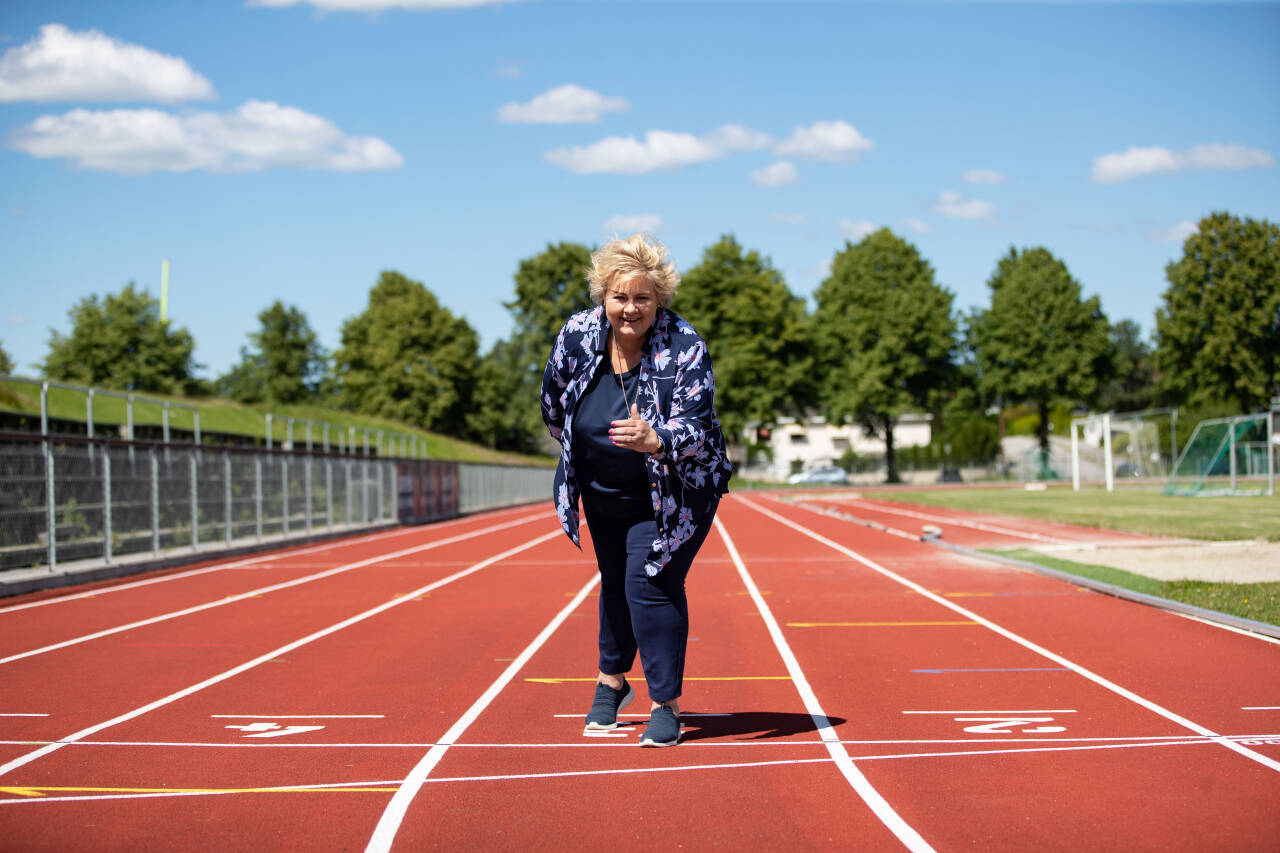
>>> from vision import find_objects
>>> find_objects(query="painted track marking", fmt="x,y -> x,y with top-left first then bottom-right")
792,495 -> 1068,543
364,571 -> 602,853
0,513 -> 546,666
0,509 -> 541,614
0,529 -> 562,780
3,732 -> 1265,807
715,515 -> 936,853
738,494 -> 1280,775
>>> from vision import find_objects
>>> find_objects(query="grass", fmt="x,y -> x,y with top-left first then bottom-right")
0,378 -> 554,467
996,548 -> 1280,627
865,482 -> 1279,542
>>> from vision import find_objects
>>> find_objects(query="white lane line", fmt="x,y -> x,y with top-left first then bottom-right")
715,515 -> 935,853
6,733 -> 1279,751
1244,707 -> 1280,711
9,736 -> 1250,808
0,514 -> 546,666
0,508 -> 540,614
902,710 -> 1077,715
739,495 -> 1280,775
0,529 -> 562,781
364,570 -> 601,853
1167,610 -> 1280,646
210,715 -> 385,719
791,495 -> 1067,544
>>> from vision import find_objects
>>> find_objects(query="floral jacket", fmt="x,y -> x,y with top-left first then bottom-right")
541,306 -> 732,576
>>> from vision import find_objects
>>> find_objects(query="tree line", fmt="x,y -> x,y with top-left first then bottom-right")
10,210 -> 1277,481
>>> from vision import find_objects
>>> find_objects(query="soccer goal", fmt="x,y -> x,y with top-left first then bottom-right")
1163,411 -> 1277,497
1070,407 -> 1178,492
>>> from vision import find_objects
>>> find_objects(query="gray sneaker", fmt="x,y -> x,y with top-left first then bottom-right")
584,679 -> 634,732
639,705 -> 680,747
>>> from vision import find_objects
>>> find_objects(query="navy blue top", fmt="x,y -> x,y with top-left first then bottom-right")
571,362 -> 650,515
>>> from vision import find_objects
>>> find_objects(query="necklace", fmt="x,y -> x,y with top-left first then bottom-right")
610,330 -> 640,416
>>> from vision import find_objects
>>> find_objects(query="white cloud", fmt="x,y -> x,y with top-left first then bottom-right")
1151,220 -> 1198,244
7,314 -> 28,326
495,62 -> 522,79
963,168 -> 1007,184
497,84 -> 628,124
751,160 -> 797,187
250,0 -> 521,9
543,124 -> 768,174
902,218 -> 931,234
838,219 -> 878,241
1092,143 -> 1274,183
0,23 -> 215,103
603,214 -> 664,235
933,191 -> 993,220
771,212 -> 806,224
775,120 -> 873,163
8,101 -> 403,174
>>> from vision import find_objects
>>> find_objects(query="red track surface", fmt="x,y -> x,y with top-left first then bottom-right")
3,496 -> 1279,851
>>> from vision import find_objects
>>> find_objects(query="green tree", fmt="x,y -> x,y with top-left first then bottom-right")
217,301 -> 329,405
0,341 -> 13,375
42,283 -> 199,393
676,235 -> 814,444
814,229 -> 958,483
333,271 -> 478,435
971,247 -> 1111,456
1155,211 -> 1280,412
1100,319 -> 1156,412
469,242 -> 594,452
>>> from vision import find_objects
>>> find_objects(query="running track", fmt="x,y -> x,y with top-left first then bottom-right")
2,495 -> 1278,851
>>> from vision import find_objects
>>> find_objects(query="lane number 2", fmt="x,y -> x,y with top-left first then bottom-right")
954,716 -> 1066,734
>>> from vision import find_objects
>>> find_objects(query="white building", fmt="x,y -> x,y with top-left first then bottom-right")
744,413 -> 932,482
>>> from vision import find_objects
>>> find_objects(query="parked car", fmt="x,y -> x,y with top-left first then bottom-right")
787,466 -> 848,485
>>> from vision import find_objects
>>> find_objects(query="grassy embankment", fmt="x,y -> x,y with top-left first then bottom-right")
0,378 -> 554,467
874,483 -> 1279,627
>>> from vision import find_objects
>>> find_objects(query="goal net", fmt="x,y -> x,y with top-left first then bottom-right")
1163,412 -> 1276,496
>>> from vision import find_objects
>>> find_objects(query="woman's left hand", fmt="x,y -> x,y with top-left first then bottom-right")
610,403 -> 661,454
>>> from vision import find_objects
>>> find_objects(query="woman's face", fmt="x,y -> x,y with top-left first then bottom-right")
604,275 -> 659,349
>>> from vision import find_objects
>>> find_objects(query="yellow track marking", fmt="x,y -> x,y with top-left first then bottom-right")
943,592 -> 996,598
786,621 -> 980,627
524,676 -> 792,684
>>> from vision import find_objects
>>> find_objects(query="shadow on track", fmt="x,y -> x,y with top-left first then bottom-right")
681,711 -> 846,742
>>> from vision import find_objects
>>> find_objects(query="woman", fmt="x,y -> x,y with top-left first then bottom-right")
541,233 -> 732,747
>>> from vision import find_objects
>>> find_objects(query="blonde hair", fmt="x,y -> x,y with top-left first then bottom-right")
587,233 -> 679,308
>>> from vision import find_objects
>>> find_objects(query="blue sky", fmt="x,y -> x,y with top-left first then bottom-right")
2,1 -> 1277,379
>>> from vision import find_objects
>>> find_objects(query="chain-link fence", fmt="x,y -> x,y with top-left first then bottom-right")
0,431 -> 554,575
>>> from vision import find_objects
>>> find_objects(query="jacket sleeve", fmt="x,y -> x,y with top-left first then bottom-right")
541,323 -> 572,441
651,336 -> 718,464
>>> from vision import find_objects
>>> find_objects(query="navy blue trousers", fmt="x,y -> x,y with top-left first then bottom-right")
582,497 -> 718,703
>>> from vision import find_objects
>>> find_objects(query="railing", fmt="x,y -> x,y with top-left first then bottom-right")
0,430 -> 553,576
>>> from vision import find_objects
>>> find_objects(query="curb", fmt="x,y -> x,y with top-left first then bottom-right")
930,539 -> 1280,641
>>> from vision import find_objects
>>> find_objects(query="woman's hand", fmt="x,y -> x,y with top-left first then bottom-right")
610,403 -> 661,454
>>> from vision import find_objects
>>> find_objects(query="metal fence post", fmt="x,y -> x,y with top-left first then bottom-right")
255,455 -> 263,541
362,460 -> 369,524
103,445 -> 112,564
376,461 -> 384,520
225,452 -> 232,547
150,446 -> 160,555
282,456 -> 290,537
44,436 -> 56,574
326,457 -> 334,529
305,454 -> 313,533
190,449 -> 198,549
346,459 -> 353,527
